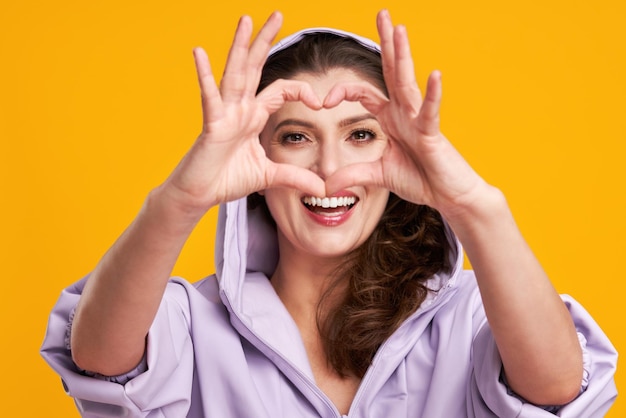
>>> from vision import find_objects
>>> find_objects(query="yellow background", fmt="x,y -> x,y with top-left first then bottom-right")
1,0 -> 624,416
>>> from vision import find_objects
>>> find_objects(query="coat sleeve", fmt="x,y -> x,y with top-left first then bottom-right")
467,295 -> 618,417
40,276 -> 196,417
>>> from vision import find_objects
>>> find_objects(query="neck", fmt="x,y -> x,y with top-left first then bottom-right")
271,237 -> 349,329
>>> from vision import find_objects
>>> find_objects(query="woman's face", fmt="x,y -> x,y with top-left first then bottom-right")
260,68 -> 390,258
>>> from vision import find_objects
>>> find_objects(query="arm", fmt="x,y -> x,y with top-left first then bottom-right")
445,186 -> 583,406
70,12 -> 326,376
70,185 -> 202,376
324,9 -> 582,406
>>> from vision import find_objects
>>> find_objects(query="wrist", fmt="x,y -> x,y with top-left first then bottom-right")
439,184 -> 511,237
142,184 -> 211,235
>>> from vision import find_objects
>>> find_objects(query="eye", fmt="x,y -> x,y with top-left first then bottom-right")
280,132 -> 309,144
349,129 -> 377,142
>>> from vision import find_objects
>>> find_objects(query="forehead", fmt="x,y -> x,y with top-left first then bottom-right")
291,67 -> 364,91
269,68 -> 372,124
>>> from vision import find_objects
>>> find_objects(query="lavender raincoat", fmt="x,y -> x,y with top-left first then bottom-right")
41,197 -> 617,417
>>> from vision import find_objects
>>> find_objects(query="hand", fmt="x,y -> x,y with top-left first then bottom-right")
323,10 -> 489,219
162,12 -> 326,217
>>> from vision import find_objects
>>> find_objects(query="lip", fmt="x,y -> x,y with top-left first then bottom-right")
301,191 -> 358,227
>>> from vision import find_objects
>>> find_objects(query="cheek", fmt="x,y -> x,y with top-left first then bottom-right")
266,145 -> 317,168
342,136 -> 388,166
368,189 -> 390,219
263,188 -> 294,223
348,148 -> 382,166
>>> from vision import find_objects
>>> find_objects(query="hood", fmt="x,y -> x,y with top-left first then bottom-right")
214,196 -> 465,319
214,25 -> 464,302
268,26 -> 381,55
213,27 -> 466,372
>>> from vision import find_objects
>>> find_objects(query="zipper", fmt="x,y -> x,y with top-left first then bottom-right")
222,293 -> 342,418
348,278 -> 458,414
219,259 -> 461,417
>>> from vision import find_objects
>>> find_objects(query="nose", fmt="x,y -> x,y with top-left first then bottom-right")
311,140 -> 342,180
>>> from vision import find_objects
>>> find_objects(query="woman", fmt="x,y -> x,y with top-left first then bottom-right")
41,10 -> 617,417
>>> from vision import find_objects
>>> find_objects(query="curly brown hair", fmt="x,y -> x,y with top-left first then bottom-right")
317,194 -> 451,377
256,32 -> 452,378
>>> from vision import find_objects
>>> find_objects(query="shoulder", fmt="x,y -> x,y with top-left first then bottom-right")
163,275 -> 229,326
434,269 -> 483,314
421,269 -> 488,340
164,275 -> 222,303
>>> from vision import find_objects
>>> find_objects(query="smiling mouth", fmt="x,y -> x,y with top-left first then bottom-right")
301,196 -> 358,216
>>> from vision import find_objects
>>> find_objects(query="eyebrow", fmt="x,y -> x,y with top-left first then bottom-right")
274,118 -> 315,131
339,113 -> 378,128
273,113 -> 378,132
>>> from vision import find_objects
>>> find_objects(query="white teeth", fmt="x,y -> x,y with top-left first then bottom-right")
302,196 -> 356,208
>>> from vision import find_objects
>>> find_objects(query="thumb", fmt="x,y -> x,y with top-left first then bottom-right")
266,162 -> 327,197
324,161 -> 385,196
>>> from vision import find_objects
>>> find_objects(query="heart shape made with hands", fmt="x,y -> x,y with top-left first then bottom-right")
261,70 -> 472,214
264,82 -> 392,200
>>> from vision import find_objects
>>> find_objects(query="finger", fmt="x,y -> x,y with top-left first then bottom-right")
416,70 -> 442,136
324,161 -> 386,196
245,11 -> 283,97
392,24 -> 423,105
377,10 -> 396,99
266,162 -> 326,197
323,81 -> 388,114
256,79 -> 322,113
193,47 -> 224,125
220,15 -> 253,101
